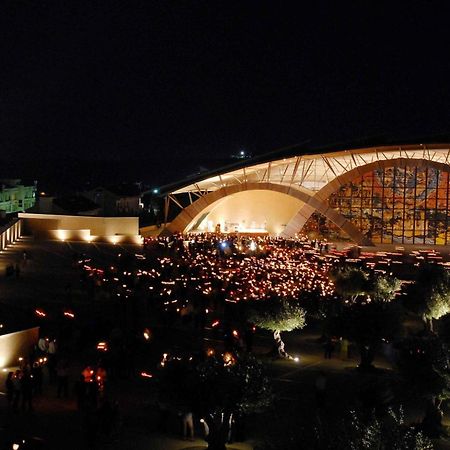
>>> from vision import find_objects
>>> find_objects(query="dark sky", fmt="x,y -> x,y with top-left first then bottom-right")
1,2 -> 449,183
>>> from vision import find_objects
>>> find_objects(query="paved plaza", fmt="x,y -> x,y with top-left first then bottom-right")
0,238 -> 254,449
0,237 -> 450,449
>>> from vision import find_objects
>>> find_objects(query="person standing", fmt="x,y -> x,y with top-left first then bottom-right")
21,368 -> 33,411
339,337 -> 349,360
5,372 -> 14,408
56,358 -> 69,398
47,340 -> 57,384
38,337 -> 48,353
323,337 -> 334,359
12,370 -> 22,411
32,362 -> 43,395
74,375 -> 87,411
95,365 -> 107,397
82,365 -> 94,383
182,410 -> 194,441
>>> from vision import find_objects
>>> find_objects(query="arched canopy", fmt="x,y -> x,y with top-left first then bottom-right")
166,182 -> 371,245
169,144 -> 450,195
163,143 -> 450,245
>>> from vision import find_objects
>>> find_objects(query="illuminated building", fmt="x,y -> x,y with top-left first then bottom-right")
161,141 -> 450,245
0,180 -> 36,215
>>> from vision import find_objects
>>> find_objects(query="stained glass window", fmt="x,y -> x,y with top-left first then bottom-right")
328,166 -> 450,245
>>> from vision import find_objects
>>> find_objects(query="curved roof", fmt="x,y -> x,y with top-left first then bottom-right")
163,136 -> 450,196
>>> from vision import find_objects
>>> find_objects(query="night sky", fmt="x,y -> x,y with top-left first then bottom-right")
1,2 -> 449,187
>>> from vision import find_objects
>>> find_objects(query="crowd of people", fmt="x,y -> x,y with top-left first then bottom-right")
4,336 -> 66,413
63,234 -> 339,442
78,234 -> 336,327
4,251 -> 29,278
5,365 -> 37,412
4,347 -> 118,448
1,233 -> 352,446
3,231 -> 449,447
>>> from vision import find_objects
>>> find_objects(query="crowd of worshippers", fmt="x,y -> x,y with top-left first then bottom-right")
77,234 -> 335,319
4,335 -> 109,410
4,251 -> 30,278
4,338 -> 55,412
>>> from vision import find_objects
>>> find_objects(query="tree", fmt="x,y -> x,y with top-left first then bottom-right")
330,266 -> 402,304
437,313 -> 450,344
330,266 -> 370,302
256,407 -> 433,450
248,298 -> 306,359
397,335 -> 450,403
405,264 -> 450,332
328,270 -> 403,369
342,407 -> 434,450
329,299 -> 403,369
158,354 -> 272,450
371,274 -> 403,303
397,334 -> 450,437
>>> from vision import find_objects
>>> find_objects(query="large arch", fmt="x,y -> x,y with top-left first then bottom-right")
165,182 -> 372,245
281,158 -> 450,238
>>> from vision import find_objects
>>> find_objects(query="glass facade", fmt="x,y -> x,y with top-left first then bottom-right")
302,212 -> 351,242
328,165 -> 450,245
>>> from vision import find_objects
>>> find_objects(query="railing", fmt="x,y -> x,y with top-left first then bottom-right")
0,218 -> 22,251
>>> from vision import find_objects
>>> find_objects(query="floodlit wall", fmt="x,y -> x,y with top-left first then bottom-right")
19,213 -> 141,244
191,190 -> 304,235
0,327 -> 39,368
0,218 -> 21,251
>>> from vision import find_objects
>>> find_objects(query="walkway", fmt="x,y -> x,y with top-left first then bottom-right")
0,238 -> 449,449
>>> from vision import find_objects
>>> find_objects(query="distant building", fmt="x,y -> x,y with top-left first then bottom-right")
36,192 -> 100,216
52,195 -> 101,216
83,183 -> 143,216
36,192 -> 55,214
0,179 -> 36,214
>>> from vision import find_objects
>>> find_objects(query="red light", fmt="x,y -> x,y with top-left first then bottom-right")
212,320 -> 220,327
141,371 -> 153,378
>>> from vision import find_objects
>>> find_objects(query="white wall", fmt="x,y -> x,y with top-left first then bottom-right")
191,190 -> 305,235
19,213 -> 141,244
0,327 -> 39,368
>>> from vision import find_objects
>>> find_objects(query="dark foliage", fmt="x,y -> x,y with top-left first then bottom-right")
397,335 -> 450,400
404,264 -> 450,328
329,299 -> 403,369
158,354 -> 272,450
